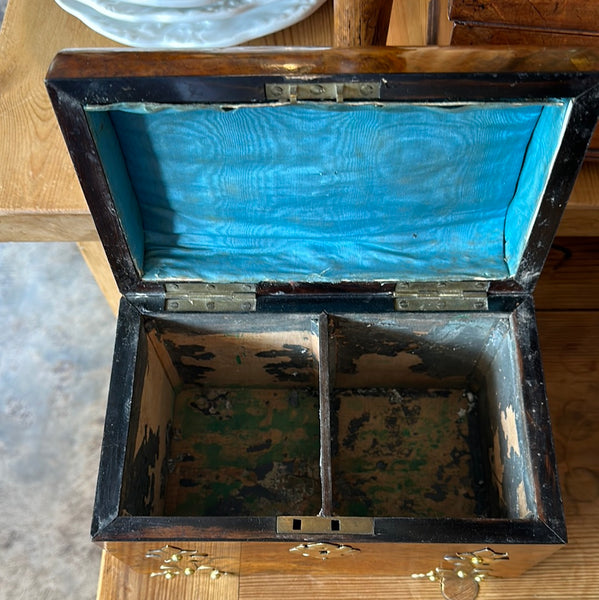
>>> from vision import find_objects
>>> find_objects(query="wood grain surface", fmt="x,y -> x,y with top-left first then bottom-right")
451,23 -> 599,47
0,0 -> 119,241
535,238 -> 599,311
448,0 -> 599,33
333,0 -> 393,46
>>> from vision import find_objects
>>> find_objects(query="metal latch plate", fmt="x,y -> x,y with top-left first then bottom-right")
394,281 -> 489,311
165,283 -> 256,312
265,81 -> 381,103
277,516 -> 374,535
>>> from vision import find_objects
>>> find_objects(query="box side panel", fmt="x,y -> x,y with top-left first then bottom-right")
92,298 -> 144,538
119,326 -> 176,517
239,541 -> 560,578
101,540 -> 241,577
477,320 -> 538,520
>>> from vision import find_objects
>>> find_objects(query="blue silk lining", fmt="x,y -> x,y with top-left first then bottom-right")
86,100 -> 570,283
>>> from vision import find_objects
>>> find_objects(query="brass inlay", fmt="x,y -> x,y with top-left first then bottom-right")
145,545 -> 229,580
411,548 -> 509,600
289,542 -> 360,560
278,515 -> 374,535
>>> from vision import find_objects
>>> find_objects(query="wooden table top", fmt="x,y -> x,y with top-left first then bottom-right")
1,0 -> 599,242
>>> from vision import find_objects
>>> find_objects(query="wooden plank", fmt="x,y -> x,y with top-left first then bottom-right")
0,0 -> 120,241
451,22 -> 599,47
448,0 -> 599,34
534,237 -> 599,311
561,164 -> 599,236
333,0 -> 394,46
77,241 -> 120,316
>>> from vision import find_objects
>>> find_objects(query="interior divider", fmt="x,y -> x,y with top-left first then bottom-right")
317,312 -> 334,517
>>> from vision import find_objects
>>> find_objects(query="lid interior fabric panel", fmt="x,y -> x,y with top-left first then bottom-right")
86,100 -> 571,283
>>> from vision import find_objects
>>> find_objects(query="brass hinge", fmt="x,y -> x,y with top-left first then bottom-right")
165,283 -> 256,312
394,281 -> 489,311
265,81 -> 381,103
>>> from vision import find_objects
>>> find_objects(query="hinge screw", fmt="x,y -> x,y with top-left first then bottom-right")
270,85 -> 284,97
360,83 -> 375,95
310,84 -> 326,95
206,301 -> 216,311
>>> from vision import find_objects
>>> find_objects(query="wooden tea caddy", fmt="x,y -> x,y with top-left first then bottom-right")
47,46 -> 599,596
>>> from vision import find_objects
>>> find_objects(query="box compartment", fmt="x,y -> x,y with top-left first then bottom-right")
107,303 -> 550,543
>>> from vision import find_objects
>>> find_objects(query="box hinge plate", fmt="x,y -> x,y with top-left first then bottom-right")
394,281 -> 489,311
165,283 -> 256,312
265,81 -> 381,103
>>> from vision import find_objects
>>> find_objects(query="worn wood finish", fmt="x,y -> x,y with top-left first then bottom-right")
46,45 -> 599,79
164,386 -> 322,518
97,307 -> 599,598
120,337 -> 175,518
452,23 -> 599,47
239,542 -> 556,577
93,305 -> 565,548
449,0 -> 599,33
333,0 -> 393,46
102,541 -> 242,576
97,542 -> 241,599
445,1 -> 599,159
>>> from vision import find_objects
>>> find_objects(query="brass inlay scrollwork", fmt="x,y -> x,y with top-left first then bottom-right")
145,544 -> 229,580
289,542 -> 360,560
411,548 -> 509,600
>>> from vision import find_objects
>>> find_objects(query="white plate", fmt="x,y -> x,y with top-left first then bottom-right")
55,0 -> 327,47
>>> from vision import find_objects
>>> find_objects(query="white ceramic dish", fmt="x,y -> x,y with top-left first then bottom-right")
55,0 -> 327,48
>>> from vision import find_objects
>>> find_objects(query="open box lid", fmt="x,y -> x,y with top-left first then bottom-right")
46,47 -> 599,302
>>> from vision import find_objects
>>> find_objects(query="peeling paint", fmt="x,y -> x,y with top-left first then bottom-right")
517,481 -> 531,517
490,428 -> 505,506
501,405 -> 521,458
